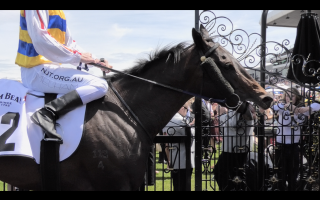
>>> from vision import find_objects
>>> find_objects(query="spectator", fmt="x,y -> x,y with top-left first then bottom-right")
258,106 -> 275,145
157,131 -> 168,164
164,100 -> 195,191
271,88 -> 320,191
210,104 -> 227,147
190,99 -> 211,159
213,101 -> 256,191
209,104 -> 227,170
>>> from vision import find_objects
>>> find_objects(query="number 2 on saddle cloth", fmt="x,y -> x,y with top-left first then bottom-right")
0,112 -> 20,152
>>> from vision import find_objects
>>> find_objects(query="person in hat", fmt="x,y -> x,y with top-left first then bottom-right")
16,10 -> 113,140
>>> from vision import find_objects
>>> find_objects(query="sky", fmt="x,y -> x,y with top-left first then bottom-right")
0,10 -> 297,80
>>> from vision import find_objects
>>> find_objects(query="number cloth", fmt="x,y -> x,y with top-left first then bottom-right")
0,79 -> 30,157
0,79 -> 84,163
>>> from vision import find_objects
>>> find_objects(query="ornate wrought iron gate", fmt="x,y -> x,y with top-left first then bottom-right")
146,10 -> 320,191
192,10 -> 320,191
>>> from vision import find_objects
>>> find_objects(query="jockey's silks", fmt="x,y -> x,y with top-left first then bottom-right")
15,10 -> 67,68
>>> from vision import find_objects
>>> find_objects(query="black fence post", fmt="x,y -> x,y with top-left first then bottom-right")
194,10 -> 202,192
194,97 -> 202,191
185,127 -> 192,191
259,10 -> 268,191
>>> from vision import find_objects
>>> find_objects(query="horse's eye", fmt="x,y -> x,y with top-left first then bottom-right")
221,55 -> 227,60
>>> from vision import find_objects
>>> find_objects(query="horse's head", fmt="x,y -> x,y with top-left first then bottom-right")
191,25 -> 273,109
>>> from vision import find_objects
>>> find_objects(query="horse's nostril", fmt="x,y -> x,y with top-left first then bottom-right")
262,96 -> 273,108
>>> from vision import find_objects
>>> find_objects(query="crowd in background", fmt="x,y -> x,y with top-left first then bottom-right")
153,87 -> 320,191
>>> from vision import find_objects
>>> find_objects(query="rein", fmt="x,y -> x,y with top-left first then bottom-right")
89,62 -> 226,104
107,80 -> 153,144
88,41 -> 239,144
89,42 -> 230,104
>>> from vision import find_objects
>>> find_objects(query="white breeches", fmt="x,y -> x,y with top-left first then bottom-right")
21,64 -> 108,104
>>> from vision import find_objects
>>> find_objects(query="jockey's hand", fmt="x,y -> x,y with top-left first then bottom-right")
95,58 -> 113,73
80,52 -> 97,64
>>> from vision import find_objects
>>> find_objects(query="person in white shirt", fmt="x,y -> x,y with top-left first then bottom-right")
163,100 -> 195,191
271,88 -> 320,191
16,10 -> 113,140
213,101 -> 256,191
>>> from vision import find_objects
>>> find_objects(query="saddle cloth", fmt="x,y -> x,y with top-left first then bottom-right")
0,79 -> 85,164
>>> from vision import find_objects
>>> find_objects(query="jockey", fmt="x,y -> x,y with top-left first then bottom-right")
15,10 -> 112,141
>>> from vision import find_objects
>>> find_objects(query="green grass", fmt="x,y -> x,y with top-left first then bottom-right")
0,181 -> 16,191
0,181 -> 4,191
0,159 -> 219,191
146,144 -> 222,191
0,181 -> 9,191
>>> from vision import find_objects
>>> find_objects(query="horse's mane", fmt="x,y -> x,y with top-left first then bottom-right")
106,42 -> 191,81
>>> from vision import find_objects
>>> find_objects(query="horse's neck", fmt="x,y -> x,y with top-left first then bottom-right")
112,57 -> 197,137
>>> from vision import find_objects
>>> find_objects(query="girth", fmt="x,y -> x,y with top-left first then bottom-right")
41,93 -> 61,191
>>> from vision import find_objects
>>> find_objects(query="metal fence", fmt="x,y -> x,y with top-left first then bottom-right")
144,87 -> 319,191
142,10 -> 320,191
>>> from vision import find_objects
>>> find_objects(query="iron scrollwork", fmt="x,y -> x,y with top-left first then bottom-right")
198,10 -> 320,191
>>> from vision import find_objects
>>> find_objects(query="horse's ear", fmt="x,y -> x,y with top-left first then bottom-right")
199,24 -> 210,39
192,28 -> 207,51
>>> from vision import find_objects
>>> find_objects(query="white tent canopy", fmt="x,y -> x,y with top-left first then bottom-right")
259,10 -> 320,28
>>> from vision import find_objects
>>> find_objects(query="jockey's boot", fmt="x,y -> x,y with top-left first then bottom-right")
31,90 -> 83,141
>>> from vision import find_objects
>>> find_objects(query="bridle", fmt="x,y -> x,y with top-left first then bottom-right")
198,42 -> 220,62
88,39 -> 239,144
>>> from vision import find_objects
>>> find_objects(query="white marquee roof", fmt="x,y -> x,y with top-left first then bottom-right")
259,10 -> 320,28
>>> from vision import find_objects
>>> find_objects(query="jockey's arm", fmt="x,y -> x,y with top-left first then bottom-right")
25,10 -> 82,64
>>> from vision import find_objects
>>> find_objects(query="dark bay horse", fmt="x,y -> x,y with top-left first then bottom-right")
0,25 -> 273,190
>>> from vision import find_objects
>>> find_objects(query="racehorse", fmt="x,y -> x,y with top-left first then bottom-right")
0,25 -> 273,190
